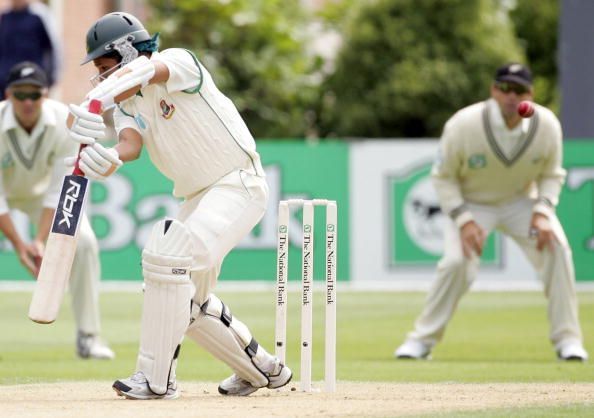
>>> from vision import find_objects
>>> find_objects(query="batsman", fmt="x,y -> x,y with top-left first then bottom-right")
67,12 -> 292,399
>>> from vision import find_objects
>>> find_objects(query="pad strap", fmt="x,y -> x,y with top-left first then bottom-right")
186,294 -> 271,387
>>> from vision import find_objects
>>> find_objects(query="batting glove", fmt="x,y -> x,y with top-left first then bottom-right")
64,143 -> 123,181
68,103 -> 106,145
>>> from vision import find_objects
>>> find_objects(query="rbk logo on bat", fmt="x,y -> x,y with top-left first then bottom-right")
51,175 -> 88,236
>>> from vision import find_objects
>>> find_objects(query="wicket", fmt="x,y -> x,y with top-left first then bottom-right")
275,199 -> 337,392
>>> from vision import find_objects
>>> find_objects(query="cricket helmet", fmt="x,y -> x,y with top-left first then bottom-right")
82,12 -> 151,64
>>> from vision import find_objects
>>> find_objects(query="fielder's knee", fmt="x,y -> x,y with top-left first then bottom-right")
437,255 -> 477,286
437,255 -> 466,274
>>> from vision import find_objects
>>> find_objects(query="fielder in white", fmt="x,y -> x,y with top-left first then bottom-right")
68,12 -> 292,399
0,61 -> 113,359
395,63 -> 588,361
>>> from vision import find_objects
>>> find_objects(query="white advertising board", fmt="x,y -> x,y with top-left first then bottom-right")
350,140 -> 538,290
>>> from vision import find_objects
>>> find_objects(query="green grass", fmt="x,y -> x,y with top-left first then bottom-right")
0,290 -> 593,385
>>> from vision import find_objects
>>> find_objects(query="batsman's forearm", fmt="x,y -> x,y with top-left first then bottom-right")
115,128 -> 144,162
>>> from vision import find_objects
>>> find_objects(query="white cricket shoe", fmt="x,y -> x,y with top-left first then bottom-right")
395,339 -> 432,359
76,332 -> 115,360
217,374 -> 259,396
557,342 -> 589,361
113,371 -> 179,400
218,361 -> 292,396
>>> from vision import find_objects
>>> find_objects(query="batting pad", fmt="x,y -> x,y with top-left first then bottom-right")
137,219 -> 194,395
186,294 -> 269,388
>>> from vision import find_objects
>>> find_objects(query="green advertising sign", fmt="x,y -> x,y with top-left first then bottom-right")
559,141 -> 594,281
2,140 -> 592,282
0,141 -> 350,282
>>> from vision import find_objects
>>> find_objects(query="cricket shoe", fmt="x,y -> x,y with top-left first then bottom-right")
557,341 -> 589,362
76,331 -> 115,360
218,361 -> 292,396
113,371 -> 179,400
395,339 -> 432,359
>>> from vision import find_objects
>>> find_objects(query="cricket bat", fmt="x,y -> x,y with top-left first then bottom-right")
28,99 -> 102,324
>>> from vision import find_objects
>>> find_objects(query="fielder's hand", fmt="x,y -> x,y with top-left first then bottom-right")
460,220 -> 486,258
68,103 -> 106,145
18,242 -> 43,278
529,212 -> 557,252
64,143 -> 123,181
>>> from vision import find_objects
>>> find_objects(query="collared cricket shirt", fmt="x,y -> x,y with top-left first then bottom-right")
432,98 -> 565,219
0,99 -> 75,214
114,48 -> 264,198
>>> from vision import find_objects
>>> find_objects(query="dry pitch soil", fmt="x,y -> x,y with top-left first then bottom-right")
1,381 -> 593,417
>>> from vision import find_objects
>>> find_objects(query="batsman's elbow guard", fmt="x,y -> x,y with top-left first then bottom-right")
87,56 -> 156,106
124,56 -> 156,87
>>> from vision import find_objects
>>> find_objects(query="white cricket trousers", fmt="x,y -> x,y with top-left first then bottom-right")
177,169 -> 268,305
9,198 -> 101,334
408,197 -> 583,350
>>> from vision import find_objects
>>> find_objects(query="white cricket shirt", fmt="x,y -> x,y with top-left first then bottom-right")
432,98 -> 565,223
114,48 -> 264,198
0,99 -> 75,214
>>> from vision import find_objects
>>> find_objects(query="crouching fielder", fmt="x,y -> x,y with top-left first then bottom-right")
68,12 -> 292,399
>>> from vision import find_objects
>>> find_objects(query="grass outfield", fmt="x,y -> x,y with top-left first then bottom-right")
0,290 -> 592,385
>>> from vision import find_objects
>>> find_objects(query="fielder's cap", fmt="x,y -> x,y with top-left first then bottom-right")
494,63 -> 532,87
6,61 -> 48,88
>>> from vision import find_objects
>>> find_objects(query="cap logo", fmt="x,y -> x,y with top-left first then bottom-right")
20,67 -> 35,77
508,64 -> 523,73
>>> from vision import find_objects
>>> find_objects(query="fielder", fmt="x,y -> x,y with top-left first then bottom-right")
0,61 -> 113,359
395,63 -> 588,361
68,12 -> 292,399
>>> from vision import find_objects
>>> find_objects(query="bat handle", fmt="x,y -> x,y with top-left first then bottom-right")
73,99 -> 102,176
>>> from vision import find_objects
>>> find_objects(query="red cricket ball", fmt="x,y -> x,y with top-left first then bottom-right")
517,101 -> 535,118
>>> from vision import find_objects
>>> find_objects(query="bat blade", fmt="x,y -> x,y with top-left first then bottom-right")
28,175 -> 89,323
28,99 -> 101,324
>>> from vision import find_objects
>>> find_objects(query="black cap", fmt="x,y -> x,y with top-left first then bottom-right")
494,63 -> 532,87
6,61 -> 48,89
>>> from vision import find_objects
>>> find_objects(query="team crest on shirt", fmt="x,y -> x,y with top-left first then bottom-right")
160,99 -> 175,119
468,153 -> 487,169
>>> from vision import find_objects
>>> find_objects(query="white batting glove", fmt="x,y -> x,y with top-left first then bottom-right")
64,143 -> 123,181
87,56 -> 155,108
68,103 -> 106,145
